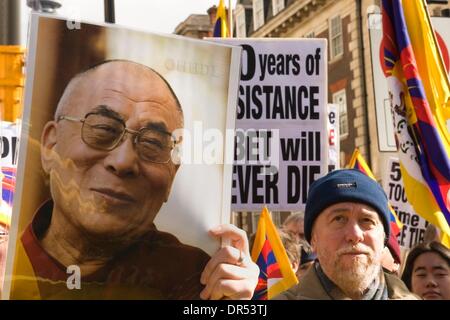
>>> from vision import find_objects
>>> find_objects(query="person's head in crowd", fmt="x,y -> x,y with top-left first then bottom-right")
424,223 -> 441,244
296,242 -> 316,281
275,169 -> 417,300
278,229 -> 301,273
283,212 -> 305,242
381,232 -> 402,276
401,241 -> 450,300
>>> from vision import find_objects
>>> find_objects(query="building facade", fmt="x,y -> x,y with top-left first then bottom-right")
236,0 -> 449,175
175,0 -> 450,233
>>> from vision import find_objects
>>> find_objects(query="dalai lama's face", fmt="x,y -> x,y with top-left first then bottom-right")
41,61 -> 182,242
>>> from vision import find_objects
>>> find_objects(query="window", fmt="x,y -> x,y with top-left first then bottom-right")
329,16 -> 343,59
333,90 -> 348,137
253,0 -> 265,30
235,5 -> 247,37
272,0 -> 285,15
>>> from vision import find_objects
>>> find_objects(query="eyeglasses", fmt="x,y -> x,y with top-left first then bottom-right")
57,112 -> 179,164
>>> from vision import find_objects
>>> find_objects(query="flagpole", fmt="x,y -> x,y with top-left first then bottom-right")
228,0 -> 233,37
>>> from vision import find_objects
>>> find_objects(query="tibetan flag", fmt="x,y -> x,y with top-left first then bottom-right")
213,0 -> 228,37
251,207 -> 298,300
347,149 -> 403,236
381,0 -> 450,247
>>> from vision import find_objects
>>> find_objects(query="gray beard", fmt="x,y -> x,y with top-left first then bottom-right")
332,258 -> 381,299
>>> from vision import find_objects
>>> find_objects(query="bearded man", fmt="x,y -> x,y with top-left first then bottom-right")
275,169 -> 417,300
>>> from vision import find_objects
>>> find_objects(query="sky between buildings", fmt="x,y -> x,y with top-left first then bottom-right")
19,0 -> 236,45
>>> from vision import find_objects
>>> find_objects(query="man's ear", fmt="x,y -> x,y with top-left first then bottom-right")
292,260 -> 299,274
310,232 -> 317,253
41,121 -> 58,174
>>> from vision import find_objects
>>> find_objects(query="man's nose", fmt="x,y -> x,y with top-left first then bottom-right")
103,137 -> 139,177
425,276 -> 438,288
344,221 -> 365,244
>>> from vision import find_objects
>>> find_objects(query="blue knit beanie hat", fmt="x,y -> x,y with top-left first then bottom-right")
304,169 -> 390,243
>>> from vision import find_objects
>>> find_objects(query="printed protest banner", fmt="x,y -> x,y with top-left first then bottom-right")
0,121 -> 18,293
383,158 -> 429,249
3,14 -> 241,300
327,104 -> 339,172
0,121 -> 18,227
210,39 -> 328,211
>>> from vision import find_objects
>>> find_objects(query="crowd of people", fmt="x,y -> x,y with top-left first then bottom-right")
0,58 -> 448,300
275,170 -> 450,300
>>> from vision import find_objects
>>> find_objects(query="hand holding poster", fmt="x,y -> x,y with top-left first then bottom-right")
210,39 -> 328,211
3,14 -> 244,300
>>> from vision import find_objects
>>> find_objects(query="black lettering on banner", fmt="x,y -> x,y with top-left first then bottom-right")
266,170 -> 279,204
292,54 -> 301,75
1,136 -> 18,165
397,209 -> 412,225
236,85 -> 320,120
258,53 -> 302,81
410,214 -> 419,227
390,161 -> 401,182
267,54 -> 275,77
287,165 -> 321,204
387,182 -> 408,203
236,85 -> 245,119
231,166 -> 238,204
309,86 -> 319,119
408,227 -> 425,248
232,165 -> 279,204
234,129 -> 272,162
241,44 -> 256,81
280,132 -> 321,162
301,132 -> 307,161
253,165 -> 264,204
234,130 -> 246,161
246,131 -> 259,162
281,138 -> 300,161
328,110 -> 335,124
288,165 -> 301,203
11,137 -> 17,165
1,136 -> 9,159
305,48 -> 321,75
399,226 -> 406,246
251,85 -> 263,119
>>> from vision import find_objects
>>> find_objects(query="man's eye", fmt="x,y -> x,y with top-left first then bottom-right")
140,138 -> 164,149
92,124 -> 120,134
332,215 -> 345,223
416,273 -> 426,278
435,273 -> 449,278
362,218 -> 376,225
